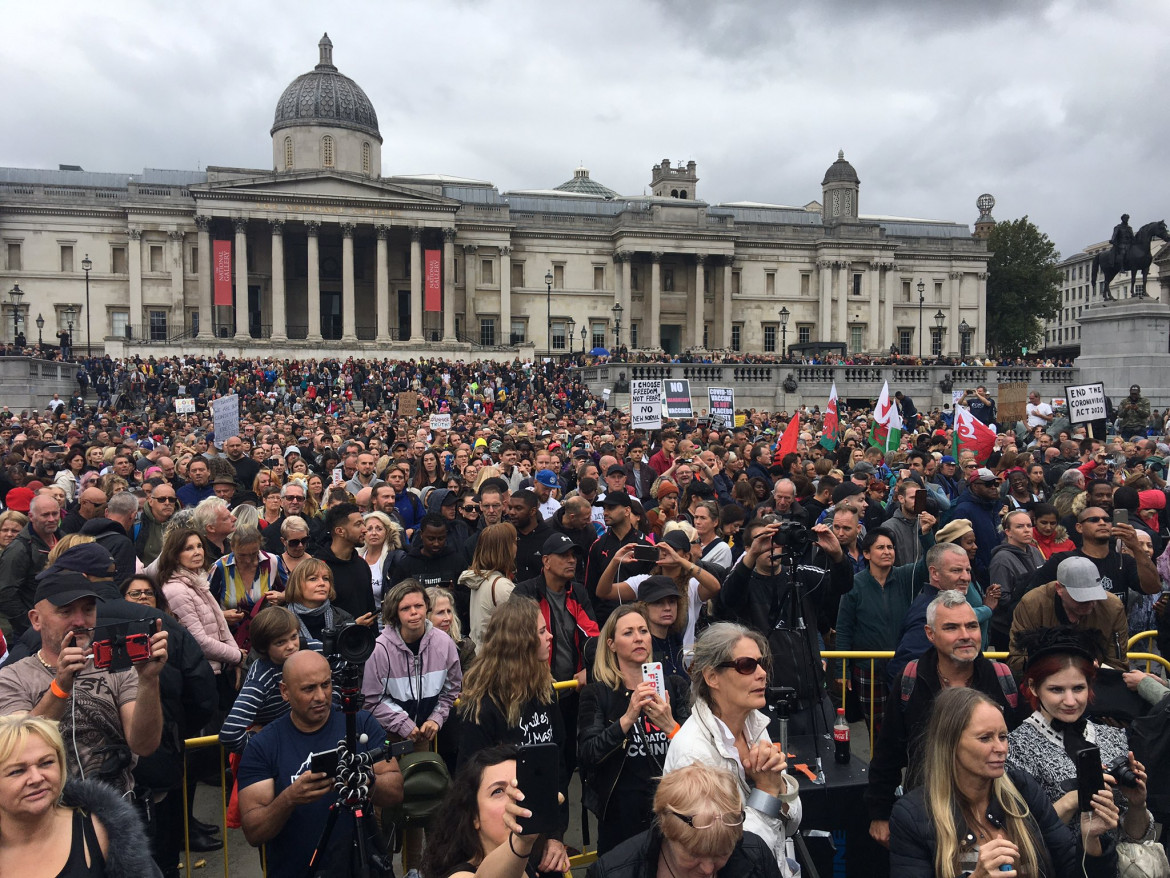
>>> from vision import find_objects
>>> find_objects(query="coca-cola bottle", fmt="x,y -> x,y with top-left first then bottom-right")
834,707 -> 851,764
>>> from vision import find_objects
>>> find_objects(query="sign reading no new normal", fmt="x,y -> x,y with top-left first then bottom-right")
630,380 -> 663,430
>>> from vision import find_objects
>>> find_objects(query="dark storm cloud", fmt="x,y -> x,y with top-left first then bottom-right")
1,0 -> 1165,258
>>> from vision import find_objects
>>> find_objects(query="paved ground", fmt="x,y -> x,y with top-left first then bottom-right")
183,719 -> 872,877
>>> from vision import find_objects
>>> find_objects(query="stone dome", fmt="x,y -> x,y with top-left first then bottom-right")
271,34 -> 382,143
554,165 -> 618,198
822,150 -> 859,185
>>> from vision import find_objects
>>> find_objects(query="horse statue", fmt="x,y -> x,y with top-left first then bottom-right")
1092,219 -> 1170,301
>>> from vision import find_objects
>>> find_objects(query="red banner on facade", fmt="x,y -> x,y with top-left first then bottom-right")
213,240 -> 233,306
424,249 -> 441,312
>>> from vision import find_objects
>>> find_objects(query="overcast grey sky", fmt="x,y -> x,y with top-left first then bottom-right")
4,0 -> 1166,258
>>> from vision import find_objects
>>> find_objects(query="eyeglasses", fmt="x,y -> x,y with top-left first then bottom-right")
284,537 -> 308,547
124,589 -> 156,600
1079,516 -> 1110,524
716,656 -> 769,675
690,539 -> 701,545
668,810 -> 745,830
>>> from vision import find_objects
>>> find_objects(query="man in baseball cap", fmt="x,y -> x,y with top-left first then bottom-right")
533,469 -> 562,521
1006,555 -> 1127,674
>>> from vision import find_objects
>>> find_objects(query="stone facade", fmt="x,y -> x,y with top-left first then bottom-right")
0,36 -> 990,359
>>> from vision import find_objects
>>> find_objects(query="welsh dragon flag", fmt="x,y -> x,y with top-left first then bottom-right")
953,404 -> 997,463
820,382 -> 840,450
868,381 -> 903,452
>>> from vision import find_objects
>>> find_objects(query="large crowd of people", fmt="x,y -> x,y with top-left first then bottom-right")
0,352 -> 1165,878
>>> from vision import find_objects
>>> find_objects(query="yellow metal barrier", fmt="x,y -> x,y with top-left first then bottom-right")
182,734 -> 231,878
1129,630 -> 1161,672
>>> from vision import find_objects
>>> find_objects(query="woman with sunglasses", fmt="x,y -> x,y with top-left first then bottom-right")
578,604 -> 689,854
586,763 -> 782,878
276,515 -> 311,583
664,622 -> 801,876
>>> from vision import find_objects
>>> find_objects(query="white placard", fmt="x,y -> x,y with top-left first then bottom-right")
1065,382 -> 1107,423
174,398 -> 195,414
429,413 -> 452,431
630,380 -> 663,430
211,394 -> 239,446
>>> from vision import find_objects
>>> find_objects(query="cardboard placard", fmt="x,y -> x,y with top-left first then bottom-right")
429,413 -> 452,431
174,398 -> 195,414
397,391 -> 418,416
996,382 -> 1030,425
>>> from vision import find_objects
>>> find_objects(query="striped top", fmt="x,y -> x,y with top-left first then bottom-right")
220,658 -> 291,753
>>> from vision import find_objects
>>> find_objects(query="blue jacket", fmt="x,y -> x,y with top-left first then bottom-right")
950,490 -> 1002,570
886,583 -> 992,685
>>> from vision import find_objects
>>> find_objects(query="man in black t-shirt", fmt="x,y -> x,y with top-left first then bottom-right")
1035,506 -> 1160,611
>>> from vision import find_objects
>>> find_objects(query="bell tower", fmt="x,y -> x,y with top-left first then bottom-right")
821,150 -> 860,226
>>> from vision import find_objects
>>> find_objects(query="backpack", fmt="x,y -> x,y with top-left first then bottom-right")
900,658 -> 1019,710
385,750 -> 451,828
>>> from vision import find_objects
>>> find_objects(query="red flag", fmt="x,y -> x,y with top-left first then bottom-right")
424,249 -> 442,312
773,412 -> 801,463
213,240 -> 232,306
953,405 -> 997,463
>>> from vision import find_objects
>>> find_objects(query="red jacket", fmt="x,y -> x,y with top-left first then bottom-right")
512,574 -> 599,676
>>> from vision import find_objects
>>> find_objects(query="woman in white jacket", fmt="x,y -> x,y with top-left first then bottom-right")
663,622 -> 802,877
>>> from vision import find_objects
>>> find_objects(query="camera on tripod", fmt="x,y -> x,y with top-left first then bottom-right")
770,519 -> 811,553
321,622 -> 377,666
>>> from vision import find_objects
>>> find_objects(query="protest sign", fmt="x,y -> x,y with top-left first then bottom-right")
174,398 -> 195,414
708,387 -> 735,428
663,379 -> 693,419
211,394 -> 239,446
630,380 -> 663,430
429,413 -> 452,431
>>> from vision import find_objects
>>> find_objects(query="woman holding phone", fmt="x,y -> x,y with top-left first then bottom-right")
578,604 -> 690,854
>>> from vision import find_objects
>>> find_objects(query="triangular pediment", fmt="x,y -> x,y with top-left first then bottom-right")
192,170 -> 459,208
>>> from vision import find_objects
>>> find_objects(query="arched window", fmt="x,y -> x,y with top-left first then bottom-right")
361,142 -> 371,175
284,137 -> 294,170
680,190 -> 687,199
322,135 -> 334,168
671,189 -> 679,198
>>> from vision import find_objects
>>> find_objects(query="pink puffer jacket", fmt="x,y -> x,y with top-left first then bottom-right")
163,567 -> 241,674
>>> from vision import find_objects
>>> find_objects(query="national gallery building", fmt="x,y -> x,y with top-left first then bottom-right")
0,35 -> 990,359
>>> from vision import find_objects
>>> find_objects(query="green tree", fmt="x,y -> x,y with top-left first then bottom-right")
985,217 -> 1062,356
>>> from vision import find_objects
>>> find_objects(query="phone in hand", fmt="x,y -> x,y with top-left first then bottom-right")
642,661 -> 665,700
331,466 -> 343,484
1112,509 -> 1128,526
1075,746 -> 1105,812
309,747 -> 340,777
633,546 -> 660,563
912,489 -> 929,515
515,743 -> 560,836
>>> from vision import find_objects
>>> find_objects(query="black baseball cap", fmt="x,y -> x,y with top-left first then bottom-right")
541,533 -> 578,556
831,482 -> 865,503
595,491 -> 632,508
639,575 -> 681,604
33,571 -> 104,607
606,465 -> 628,477
37,543 -> 115,579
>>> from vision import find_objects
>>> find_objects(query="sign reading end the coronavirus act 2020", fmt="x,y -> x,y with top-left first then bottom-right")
663,379 -> 693,419
630,380 -> 663,430
1065,382 -> 1107,424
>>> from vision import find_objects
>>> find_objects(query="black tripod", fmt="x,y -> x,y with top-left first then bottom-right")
304,665 -> 393,878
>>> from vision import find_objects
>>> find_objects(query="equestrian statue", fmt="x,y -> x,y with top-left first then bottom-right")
1092,215 -> 1170,301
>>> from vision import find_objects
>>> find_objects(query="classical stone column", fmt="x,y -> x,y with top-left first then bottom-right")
835,261 -> 848,345
341,223 -> 357,342
616,253 -> 632,346
721,259 -> 732,350
818,260 -> 831,341
949,271 -> 962,355
306,222 -> 322,341
499,246 -> 511,344
375,226 -> 390,343
463,244 -> 478,341
270,220 -> 287,341
195,217 -> 213,339
693,254 -> 706,349
975,272 -> 988,355
866,263 -> 880,352
128,229 -> 143,340
232,220 -> 250,341
409,229 -> 423,342
168,230 -> 184,333
649,253 -> 662,349
882,265 -> 895,351
442,228 -> 456,342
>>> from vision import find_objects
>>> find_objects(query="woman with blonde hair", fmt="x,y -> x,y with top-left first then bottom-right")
579,603 -> 689,853
456,595 -> 569,873
472,465 -> 502,493
0,715 -> 161,878
459,521 -> 518,644
359,510 -> 402,613
284,557 -> 356,651
45,532 -> 95,566
889,686 -> 1118,878
0,509 -> 28,556
587,763 -> 783,878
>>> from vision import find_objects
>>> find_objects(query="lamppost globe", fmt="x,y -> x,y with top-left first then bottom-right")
580,325 -> 587,351
933,309 -> 946,358
567,317 -> 576,355
611,301 -> 623,350
7,284 -> 23,347
779,305 -> 790,358
35,313 -> 44,353
916,279 -> 926,358
81,253 -> 92,358
544,269 -> 554,358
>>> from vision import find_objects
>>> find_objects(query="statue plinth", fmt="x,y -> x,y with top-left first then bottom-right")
1076,298 -> 1170,407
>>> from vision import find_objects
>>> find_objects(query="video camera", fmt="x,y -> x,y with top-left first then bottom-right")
770,519 -> 812,554
320,622 -> 377,667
